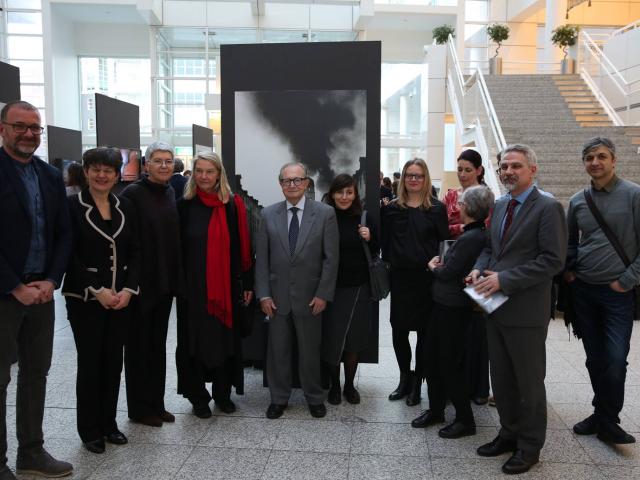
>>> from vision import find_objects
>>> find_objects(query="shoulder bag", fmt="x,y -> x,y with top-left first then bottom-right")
360,210 -> 391,301
584,188 -> 640,319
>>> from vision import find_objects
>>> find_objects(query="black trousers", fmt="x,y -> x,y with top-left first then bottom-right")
125,295 -> 173,419
67,298 -> 128,442
0,297 -> 54,467
465,311 -> 490,399
426,303 -> 474,424
392,328 -> 426,378
178,357 -> 233,406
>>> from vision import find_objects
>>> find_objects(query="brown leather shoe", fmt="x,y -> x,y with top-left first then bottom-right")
160,410 -> 176,423
131,415 -> 163,427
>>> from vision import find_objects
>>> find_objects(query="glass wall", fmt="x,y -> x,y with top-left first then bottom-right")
1,0 -> 46,157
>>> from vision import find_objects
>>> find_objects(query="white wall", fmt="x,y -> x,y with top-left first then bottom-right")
73,23 -> 149,57
363,29 -> 432,63
50,8 -> 80,130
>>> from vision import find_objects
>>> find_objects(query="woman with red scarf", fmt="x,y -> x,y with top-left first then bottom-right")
176,152 -> 253,418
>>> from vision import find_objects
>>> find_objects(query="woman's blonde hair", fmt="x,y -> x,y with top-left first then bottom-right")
396,158 -> 433,209
183,152 -> 232,202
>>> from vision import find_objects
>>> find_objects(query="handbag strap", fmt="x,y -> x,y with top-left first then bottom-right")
583,188 -> 631,267
360,210 -> 374,265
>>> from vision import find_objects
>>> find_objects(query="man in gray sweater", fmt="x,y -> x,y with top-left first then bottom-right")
565,137 -> 640,445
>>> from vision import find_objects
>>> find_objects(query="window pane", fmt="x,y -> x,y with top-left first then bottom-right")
8,36 -> 43,60
8,12 -> 42,35
21,85 -> 45,108
465,1 -> 489,22
174,106 -> 206,128
9,60 -> 44,83
8,0 -> 42,8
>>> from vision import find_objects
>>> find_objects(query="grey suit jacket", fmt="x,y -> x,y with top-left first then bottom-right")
474,187 -> 567,328
255,198 -> 339,317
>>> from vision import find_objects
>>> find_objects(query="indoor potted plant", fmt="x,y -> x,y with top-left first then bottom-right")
487,23 -> 510,75
551,25 -> 580,74
432,25 -> 455,45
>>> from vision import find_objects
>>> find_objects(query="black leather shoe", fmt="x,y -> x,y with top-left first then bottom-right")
131,415 -> 163,427
597,421 -> 636,444
477,436 -> 517,457
328,384 -> 342,405
501,449 -> 539,475
266,403 -> 287,419
0,466 -> 17,480
216,399 -> 237,414
472,396 -> 489,406
83,439 -> 105,454
193,402 -> 212,419
388,372 -> 409,401
438,421 -> 477,439
105,431 -> 128,445
343,386 -> 361,405
405,372 -> 421,406
573,414 -> 598,435
15,449 -> 74,477
411,409 -> 445,428
309,403 -> 327,418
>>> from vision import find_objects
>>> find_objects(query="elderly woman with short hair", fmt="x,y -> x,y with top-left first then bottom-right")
120,141 -> 183,427
62,147 -> 140,453
412,185 -> 495,437
176,152 -> 253,418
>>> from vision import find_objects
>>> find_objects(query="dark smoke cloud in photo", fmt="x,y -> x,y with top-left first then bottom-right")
235,89 -> 366,207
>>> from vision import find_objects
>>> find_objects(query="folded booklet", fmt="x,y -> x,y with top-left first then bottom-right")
464,285 -> 509,314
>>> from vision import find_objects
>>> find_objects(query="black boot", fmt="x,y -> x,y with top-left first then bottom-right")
388,371 -> 410,401
406,371 -> 421,406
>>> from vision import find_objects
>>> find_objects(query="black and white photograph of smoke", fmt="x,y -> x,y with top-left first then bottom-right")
234,89 -> 367,207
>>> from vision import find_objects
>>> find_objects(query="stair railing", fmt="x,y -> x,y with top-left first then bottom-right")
446,34 -> 504,195
611,19 -> 640,37
579,30 -> 640,125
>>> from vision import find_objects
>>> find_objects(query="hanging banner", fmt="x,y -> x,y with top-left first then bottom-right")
567,0 -> 591,19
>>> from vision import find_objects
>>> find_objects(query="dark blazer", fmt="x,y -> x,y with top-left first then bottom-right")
432,221 -> 487,307
474,187 -> 567,327
0,147 -> 72,293
62,189 -> 140,301
169,174 -> 188,200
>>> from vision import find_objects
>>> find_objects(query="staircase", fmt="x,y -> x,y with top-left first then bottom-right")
483,74 -> 640,207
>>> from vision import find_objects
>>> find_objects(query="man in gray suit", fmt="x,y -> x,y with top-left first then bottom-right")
255,162 -> 339,419
470,144 -> 567,475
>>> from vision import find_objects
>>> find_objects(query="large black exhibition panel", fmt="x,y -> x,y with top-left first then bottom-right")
47,125 -> 82,171
0,61 -> 21,105
95,93 -> 141,185
221,41 -> 382,364
192,124 -> 214,156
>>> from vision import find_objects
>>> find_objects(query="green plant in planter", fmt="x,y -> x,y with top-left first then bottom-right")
551,25 -> 580,60
432,25 -> 455,45
487,24 -> 510,58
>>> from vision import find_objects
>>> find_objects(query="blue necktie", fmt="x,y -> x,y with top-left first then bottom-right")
289,206 -> 299,256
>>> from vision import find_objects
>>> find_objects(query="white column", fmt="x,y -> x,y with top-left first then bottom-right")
425,44 -> 447,184
544,0 -> 568,68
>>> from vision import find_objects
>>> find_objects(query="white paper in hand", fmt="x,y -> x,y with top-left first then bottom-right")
464,285 -> 509,314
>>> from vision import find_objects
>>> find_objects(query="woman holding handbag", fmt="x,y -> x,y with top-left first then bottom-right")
322,174 -> 379,405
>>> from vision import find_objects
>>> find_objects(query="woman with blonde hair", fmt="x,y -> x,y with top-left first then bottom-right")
381,158 -> 449,407
176,152 -> 253,418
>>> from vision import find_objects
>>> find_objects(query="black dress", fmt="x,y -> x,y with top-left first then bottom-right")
322,209 -> 379,365
381,200 -> 449,331
176,195 -> 252,403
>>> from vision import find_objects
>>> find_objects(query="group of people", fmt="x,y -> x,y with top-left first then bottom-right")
0,99 -> 638,479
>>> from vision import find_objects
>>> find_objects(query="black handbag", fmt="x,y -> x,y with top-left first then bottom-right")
584,189 -> 640,319
360,211 -> 391,301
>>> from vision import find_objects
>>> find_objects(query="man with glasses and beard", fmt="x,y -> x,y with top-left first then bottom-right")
0,101 -> 73,479
470,144 -> 567,475
255,162 -> 339,420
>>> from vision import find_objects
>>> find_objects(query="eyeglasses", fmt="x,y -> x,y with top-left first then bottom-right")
147,159 -> 175,167
2,122 -> 44,135
405,174 -> 425,181
279,177 -> 307,186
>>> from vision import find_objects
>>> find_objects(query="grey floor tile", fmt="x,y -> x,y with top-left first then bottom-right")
546,382 -> 594,404
353,396 -> 426,424
87,443 -> 194,480
199,416 -> 283,449
539,429 -> 592,464
273,419 -> 353,454
430,456 -> 507,479
426,426 -> 498,459
351,423 -> 427,457
576,435 -> 640,467
598,464 -> 640,479
262,451 -> 349,480
174,446 -> 270,480
348,454 -> 432,480
117,411 -> 210,446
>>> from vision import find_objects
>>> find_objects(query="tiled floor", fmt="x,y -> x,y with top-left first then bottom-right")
5,294 -> 640,479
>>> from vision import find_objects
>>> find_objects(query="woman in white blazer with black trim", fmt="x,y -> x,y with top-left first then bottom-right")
62,147 -> 140,454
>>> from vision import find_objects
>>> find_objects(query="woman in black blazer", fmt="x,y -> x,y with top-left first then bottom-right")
62,147 -> 140,454
411,185 -> 494,437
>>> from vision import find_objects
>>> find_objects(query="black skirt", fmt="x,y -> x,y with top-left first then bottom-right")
321,283 -> 372,365
389,268 -> 434,331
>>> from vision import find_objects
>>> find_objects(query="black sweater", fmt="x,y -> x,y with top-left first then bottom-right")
335,209 -> 379,288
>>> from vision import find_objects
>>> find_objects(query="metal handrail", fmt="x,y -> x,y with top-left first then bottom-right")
612,19 -> 640,37
582,31 -> 629,89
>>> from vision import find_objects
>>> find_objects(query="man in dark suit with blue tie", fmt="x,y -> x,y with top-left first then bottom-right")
470,144 -> 567,475
0,101 -> 73,479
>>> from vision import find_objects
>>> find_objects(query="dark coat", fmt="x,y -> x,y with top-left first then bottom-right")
0,147 -> 72,293
169,174 -> 188,200
62,189 -> 140,301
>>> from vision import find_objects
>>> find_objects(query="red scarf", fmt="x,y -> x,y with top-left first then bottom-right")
196,188 -> 252,328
